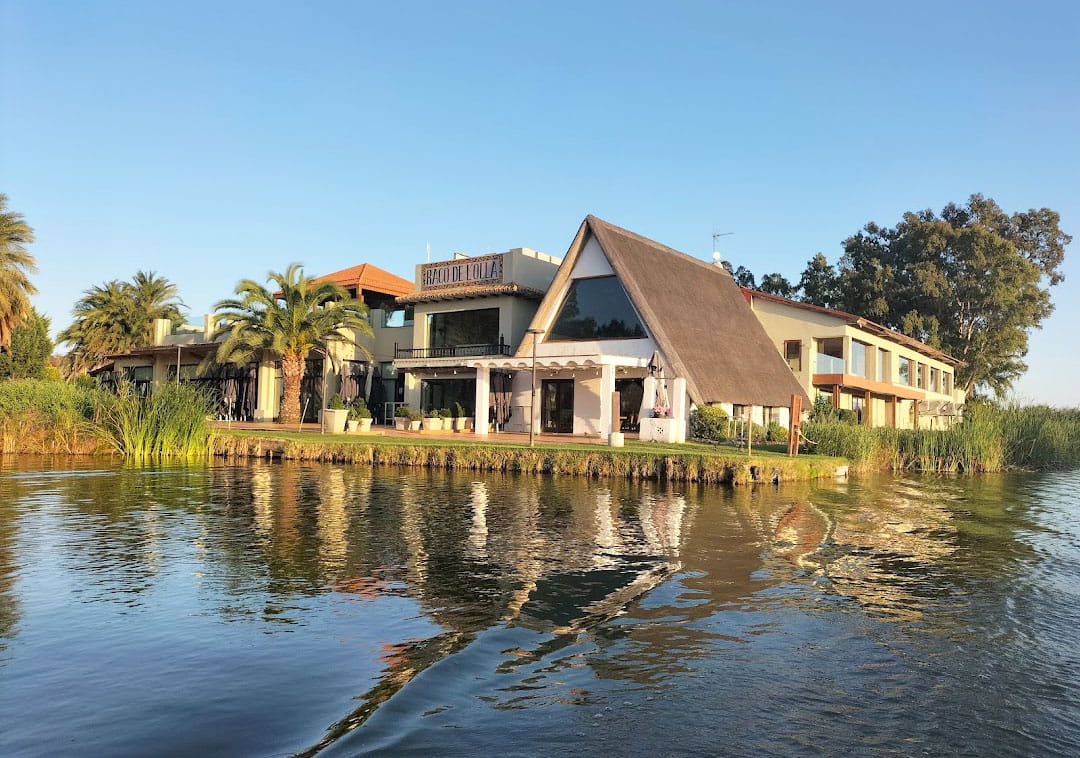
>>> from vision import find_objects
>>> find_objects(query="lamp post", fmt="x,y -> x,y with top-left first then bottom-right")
526,328 -> 545,447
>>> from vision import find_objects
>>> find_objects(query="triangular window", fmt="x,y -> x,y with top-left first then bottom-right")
548,276 -> 647,341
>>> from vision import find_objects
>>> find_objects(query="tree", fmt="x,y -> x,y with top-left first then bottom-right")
209,264 -> 373,425
759,273 -> 796,298
59,271 -> 184,374
0,194 -> 38,346
835,195 -> 1067,395
720,260 -> 757,288
796,253 -> 841,308
0,309 -> 52,379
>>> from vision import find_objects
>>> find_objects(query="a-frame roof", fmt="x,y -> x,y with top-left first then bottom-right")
521,215 -> 810,408
313,263 -> 413,297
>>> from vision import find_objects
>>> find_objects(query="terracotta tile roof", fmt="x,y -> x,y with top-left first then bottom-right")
522,215 -> 811,408
314,263 -> 414,297
396,283 -> 546,305
742,288 -> 963,366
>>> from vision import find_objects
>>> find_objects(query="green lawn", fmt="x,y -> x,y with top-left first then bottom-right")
216,428 -> 838,463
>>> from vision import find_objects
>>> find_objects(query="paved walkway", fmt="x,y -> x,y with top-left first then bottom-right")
212,420 -> 636,446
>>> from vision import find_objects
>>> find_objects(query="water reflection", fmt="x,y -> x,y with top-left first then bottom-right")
1,458 -> 1078,757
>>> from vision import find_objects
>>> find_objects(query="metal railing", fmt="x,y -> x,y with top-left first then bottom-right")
394,343 -> 513,359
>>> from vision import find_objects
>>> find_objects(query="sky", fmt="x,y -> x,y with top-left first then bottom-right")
2,0 -> 1078,404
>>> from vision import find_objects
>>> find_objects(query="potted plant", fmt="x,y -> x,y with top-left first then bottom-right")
323,393 -> 349,434
452,402 -> 468,432
653,404 -> 671,418
423,408 -> 443,431
395,405 -> 411,431
407,407 -> 423,431
350,399 -> 373,433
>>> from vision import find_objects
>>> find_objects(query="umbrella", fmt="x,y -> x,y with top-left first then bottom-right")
364,363 -> 374,404
368,369 -> 387,423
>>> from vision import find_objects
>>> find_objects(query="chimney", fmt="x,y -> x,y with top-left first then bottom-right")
151,318 -> 171,346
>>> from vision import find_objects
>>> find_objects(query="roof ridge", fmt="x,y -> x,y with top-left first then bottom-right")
586,215 -> 732,278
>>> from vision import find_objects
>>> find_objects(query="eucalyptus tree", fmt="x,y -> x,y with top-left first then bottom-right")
0,194 -> 38,346
60,271 -> 184,374
208,264 -> 373,425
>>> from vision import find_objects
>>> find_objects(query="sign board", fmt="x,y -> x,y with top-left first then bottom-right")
420,254 -> 504,291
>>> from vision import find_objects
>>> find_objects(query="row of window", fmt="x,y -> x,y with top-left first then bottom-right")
784,338 -> 953,394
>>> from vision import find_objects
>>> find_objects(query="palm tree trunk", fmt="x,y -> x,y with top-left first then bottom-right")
280,352 -> 305,425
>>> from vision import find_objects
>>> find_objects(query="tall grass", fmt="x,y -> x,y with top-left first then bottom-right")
0,379 -> 217,458
90,383 -> 216,458
804,403 -> 1080,472
0,379 -> 98,454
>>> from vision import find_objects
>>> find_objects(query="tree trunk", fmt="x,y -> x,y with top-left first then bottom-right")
280,352 -> 305,425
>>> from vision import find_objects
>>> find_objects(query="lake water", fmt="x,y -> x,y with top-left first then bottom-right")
1,457 -> 1078,757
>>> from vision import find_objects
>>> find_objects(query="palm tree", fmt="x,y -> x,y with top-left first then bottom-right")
0,194 -> 38,346
59,271 -> 184,374
209,264 -> 373,425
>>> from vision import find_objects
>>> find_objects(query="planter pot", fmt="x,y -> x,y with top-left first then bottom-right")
408,420 -> 422,431
345,419 -> 358,433
423,417 -> 443,431
453,417 -> 467,432
322,408 -> 349,435
395,419 -> 406,431
608,432 -> 625,447
357,418 -> 373,433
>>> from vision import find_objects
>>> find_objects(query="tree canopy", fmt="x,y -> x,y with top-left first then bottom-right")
0,309 -> 52,379
723,194 -> 1069,396
60,271 -> 185,374
0,194 -> 38,347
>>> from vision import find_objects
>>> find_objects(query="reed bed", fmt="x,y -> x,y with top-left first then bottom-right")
90,383 -> 216,458
0,379 -> 100,454
212,433 -> 843,484
804,403 -> 1080,472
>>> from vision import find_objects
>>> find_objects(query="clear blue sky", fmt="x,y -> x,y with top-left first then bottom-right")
2,0 -> 1077,404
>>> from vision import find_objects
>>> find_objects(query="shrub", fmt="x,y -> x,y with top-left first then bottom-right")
349,399 -> 372,420
439,408 -> 452,419
766,421 -> 788,442
395,405 -> 413,418
689,405 -> 729,441
808,394 -> 838,423
836,409 -> 859,425
327,393 -> 345,410
453,402 -> 465,418
407,407 -> 424,421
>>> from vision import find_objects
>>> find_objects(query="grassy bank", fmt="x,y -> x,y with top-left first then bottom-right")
213,430 -> 847,485
804,403 -> 1080,472
0,379 -> 214,457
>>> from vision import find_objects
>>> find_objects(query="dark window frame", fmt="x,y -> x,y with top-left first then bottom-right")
546,275 -> 648,342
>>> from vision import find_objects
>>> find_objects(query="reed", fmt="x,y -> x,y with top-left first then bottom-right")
0,379 -> 100,454
804,403 -> 1079,472
89,382 -> 216,458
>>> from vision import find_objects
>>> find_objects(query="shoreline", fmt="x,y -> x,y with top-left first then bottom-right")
210,431 -> 848,485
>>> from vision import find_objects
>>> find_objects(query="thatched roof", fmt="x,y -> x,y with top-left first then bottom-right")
524,216 -> 810,408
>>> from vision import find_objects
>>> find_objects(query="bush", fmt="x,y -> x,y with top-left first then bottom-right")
327,393 -> 345,410
349,399 -> 372,420
395,405 -> 413,418
766,421 -> 788,442
837,409 -> 859,425
407,407 -> 424,421
808,394 -> 838,423
689,405 -> 729,441
439,408 -> 452,419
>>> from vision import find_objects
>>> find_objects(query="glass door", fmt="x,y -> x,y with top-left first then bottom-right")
541,379 -> 574,434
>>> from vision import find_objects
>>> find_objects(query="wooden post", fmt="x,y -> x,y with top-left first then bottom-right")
787,393 -> 802,456
832,384 -> 840,410
745,406 -> 752,457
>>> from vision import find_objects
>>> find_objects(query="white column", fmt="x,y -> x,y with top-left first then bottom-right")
671,377 -> 688,443
474,365 -> 490,436
641,375 -> 657,419
599,363 -> 616,438
255,358 -> 276,420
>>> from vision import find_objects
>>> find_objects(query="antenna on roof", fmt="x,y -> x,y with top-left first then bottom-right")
712,231 -> 734,266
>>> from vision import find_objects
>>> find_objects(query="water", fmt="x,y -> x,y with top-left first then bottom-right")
1,457 -> 1078,757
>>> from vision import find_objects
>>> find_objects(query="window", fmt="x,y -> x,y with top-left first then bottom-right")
930,368 -> 940,393
548,276 -> 647,341
943,372 -> 952,395
428,308 -> 500,348
877,349 -> 889,383
899,357 -> 912,386
816,338 -> 845,374
166,365 -> 199,382
851,393 -> 866,424
850,340 -> 869,378
917,363 -> 928,390
784,340 -> 802,372
382,307 -> 414,328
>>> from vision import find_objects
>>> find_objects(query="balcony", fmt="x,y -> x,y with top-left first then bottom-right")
815,353 -> 846,374
395,343 -> 514,360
